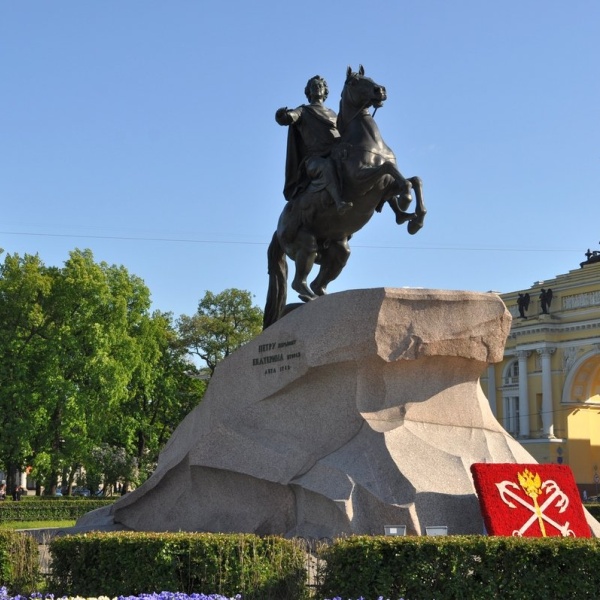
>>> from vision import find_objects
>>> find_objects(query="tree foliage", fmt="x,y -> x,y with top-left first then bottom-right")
0,252 -> 53,489
0,249 -> 259,494
177,289 -> 263,374
0,249 -> 204,493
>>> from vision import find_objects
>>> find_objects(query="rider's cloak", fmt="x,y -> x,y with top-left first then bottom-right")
283,103 -> 340,201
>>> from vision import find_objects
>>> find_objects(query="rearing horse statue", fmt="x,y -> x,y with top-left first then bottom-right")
264,66 -> 426,328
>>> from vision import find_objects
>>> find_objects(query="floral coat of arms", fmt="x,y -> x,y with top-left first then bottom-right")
470,463 -> 591,538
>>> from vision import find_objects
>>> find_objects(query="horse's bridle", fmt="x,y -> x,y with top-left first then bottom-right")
341,76 -> 383,127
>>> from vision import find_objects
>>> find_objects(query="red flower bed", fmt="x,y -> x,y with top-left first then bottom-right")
470,463 -> 590,538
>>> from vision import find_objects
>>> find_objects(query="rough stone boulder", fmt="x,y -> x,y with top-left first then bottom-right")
77,288 -> 600,537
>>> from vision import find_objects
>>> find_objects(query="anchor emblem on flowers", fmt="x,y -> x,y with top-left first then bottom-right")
496,468 -> 576,537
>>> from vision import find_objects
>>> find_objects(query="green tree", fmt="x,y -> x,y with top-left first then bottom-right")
177,289 -> 263,374
0,249 -> 206,493
0,252 -> 54,491
0,250 -> 146,492
104,310 -> 206,485
83,443 -> 138,495
31,250 -> 154,493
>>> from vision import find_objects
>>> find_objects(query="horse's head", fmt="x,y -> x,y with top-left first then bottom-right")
342,65 -> 387,111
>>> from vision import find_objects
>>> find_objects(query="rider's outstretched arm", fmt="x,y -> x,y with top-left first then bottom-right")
275,106 -> 301,126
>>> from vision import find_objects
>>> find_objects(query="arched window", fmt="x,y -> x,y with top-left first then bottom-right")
503,360 -> 519,386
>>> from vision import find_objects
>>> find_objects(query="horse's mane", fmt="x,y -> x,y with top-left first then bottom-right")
337,68 -> 371,135
336,74 -> 354,135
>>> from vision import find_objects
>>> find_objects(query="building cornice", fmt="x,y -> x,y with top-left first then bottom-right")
504,338 -> 600,358
508,319 -> 600,340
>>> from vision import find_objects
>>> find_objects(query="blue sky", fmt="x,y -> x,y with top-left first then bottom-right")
2,1 -> 599,319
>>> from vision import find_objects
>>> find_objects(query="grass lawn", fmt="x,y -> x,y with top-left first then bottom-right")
0,520 -> 76,530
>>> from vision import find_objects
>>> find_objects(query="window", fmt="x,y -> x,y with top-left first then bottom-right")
503,396 -> 520,436
503,361 -> 519,386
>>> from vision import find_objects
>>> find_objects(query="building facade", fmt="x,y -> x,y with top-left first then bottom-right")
481,257 -> 600,495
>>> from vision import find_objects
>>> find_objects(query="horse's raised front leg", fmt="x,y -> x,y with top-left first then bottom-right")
290,230 -> 319,302
310,238 -> 351,296
380,176 -> 426,233
377,175 -> 416,225
384,195 -> 416,225
356,162 -> 413,209
406,176 -> 426,235
372,162 -> 415,209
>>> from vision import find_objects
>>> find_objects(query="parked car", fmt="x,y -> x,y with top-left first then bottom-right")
72,487 -> 91,497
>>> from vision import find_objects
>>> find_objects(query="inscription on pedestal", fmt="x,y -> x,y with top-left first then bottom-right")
253,339 -> 301,375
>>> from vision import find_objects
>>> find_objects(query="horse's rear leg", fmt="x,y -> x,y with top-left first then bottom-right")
291,230 -> 318,302
310,239 -> 350,296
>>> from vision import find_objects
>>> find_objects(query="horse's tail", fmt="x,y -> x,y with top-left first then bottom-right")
263,231 -> 288,329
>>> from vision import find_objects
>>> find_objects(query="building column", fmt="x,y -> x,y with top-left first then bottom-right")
486,365 -> 497,417
537,347 -> 556,438
516,351 -> 530,438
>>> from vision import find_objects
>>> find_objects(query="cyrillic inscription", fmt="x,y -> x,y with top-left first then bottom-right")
253,339 -> 301,375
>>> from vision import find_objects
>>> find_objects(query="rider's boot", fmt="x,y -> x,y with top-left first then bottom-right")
327,185 -> 353,215
336,200 -> 353,215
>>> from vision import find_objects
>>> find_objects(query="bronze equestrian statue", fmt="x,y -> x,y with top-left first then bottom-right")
264,66 -> 426,328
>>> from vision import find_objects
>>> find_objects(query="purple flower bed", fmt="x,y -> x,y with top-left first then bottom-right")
0,589 -> 242,600
1,588 -> 405,600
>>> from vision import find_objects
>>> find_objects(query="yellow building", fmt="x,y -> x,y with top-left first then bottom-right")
482,256 -> 600,495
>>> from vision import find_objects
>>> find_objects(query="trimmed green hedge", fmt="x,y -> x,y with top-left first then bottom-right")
317,535 -> 600,600
0,531 -> 39,593
0,500 -> 114,523
49,531 -> 308,600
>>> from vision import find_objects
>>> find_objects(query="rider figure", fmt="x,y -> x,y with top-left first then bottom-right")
275,75 -> 352,215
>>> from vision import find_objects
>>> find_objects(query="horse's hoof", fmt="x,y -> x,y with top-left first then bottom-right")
396,211 -> 415,225
298,293 -> 315,303
407,218 -> 424,235
310,284 -> 327,296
